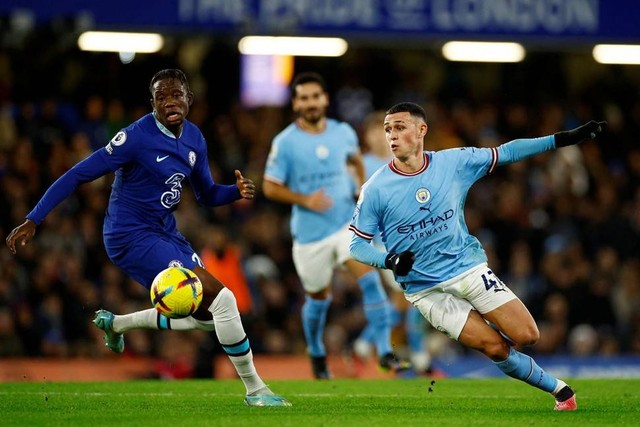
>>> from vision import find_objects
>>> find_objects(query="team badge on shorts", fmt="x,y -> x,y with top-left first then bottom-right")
189,151 -> 196,167
168,260 -> 184,268
415,188 -> 431,203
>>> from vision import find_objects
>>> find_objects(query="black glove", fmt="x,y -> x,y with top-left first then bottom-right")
384,251 -> 415,276
554,120 -> 607,147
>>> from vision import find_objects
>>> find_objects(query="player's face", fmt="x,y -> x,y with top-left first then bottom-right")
150,78 -> 193,134
383,112 -> 427,161
292,82 -> 328,124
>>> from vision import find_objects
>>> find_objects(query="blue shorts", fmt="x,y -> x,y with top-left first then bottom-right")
104,230 -> 201,289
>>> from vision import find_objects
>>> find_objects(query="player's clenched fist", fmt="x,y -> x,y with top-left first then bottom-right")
554,120 -> 607,147
385,251 -> 416,276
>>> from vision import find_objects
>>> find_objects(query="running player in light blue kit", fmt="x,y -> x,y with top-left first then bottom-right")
263,72 -> 410,378
350,102 -> 606,410
354,110 -> 431,374
5,69 -> 290,407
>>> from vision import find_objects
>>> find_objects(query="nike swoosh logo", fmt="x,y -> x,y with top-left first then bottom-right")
156,155 -> 169,162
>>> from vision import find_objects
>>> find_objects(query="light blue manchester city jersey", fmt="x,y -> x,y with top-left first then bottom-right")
350,136 -> 556,294
351,148 -> 494,293
265,119 -> 359,244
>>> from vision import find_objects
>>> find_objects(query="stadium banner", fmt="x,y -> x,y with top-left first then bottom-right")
3,0 -> 640,43
435,355 -> 640,378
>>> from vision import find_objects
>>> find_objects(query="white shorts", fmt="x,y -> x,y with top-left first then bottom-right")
405,263 -> 517,340
292,224 -> 352,293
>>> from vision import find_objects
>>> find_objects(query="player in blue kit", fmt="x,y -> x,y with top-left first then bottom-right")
5,69 -> 290,407
353,111 -> 431,374
263,72 -> 410,378
350,102 -> 606,410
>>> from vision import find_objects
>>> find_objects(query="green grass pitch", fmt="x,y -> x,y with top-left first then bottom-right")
1,378 -> 638,426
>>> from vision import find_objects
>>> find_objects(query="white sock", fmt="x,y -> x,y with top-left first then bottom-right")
113,309 -> 215,333
552,379 -> 567,396
209,288 -> 267,394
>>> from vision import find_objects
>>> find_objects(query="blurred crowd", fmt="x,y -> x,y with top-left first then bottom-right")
0,36 -> 639,378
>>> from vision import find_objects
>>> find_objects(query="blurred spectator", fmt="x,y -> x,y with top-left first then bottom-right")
535,293 -> 570,354
334,72 -> 373,127
568,324 -> 599,356
77,95 -> 108,151
0,307 -> 24,356
199,225 -> 254,315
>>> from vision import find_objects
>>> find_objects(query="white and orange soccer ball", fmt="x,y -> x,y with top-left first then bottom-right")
150,267 -> 203,319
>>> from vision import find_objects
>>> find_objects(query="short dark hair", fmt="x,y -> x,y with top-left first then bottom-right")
386,102 -> 427,123
149,69 -> 190,95
290,72 -> 327,98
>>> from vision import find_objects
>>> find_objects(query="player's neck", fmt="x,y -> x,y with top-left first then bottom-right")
296,117 -> 326,134
392,152 -> 425,173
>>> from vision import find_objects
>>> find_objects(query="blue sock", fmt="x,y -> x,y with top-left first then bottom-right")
358,271 -> 393,356
301,295 -> 332,357
390,305 -> 402,327
357,323 -> 376,344
358,303 -> 401,345
495,347 -> 558,393
405,305 -> 426,354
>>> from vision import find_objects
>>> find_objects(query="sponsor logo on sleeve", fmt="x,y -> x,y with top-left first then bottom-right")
105,131 -> 127,155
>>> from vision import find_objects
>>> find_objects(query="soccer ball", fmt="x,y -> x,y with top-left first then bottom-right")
150,267 -> 203,319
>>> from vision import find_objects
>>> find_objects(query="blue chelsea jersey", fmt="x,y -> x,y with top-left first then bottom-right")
264,119 -> 359,244
26,113 -> 229,238
101,113 -> 215,237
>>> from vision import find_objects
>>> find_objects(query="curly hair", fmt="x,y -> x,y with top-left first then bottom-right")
149,69 -> 190,95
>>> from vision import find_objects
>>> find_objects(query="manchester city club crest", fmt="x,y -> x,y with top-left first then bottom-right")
415,188 -> 431,203
315,145 -> 329,159
189,151 -> 196,166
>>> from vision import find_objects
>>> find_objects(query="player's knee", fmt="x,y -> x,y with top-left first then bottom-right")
507,322 -> 539,346
308,287 -> 331,300
210,287 -> 240,321
483,340 -> 511,361
518,324 -> 540,346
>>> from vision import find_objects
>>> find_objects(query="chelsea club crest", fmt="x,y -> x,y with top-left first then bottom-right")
415,188 -> 431,203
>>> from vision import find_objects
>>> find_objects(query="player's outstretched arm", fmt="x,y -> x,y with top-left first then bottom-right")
235,170 -> 256,200
554,120 -> 607,147
496,120 -> 607,167
5,219 -> 37,254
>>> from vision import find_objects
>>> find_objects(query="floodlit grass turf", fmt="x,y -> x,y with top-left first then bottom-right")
0,378 -> 638,426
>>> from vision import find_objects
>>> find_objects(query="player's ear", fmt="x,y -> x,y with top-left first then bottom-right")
187,91 -> 194,106
419,123 -> 428,139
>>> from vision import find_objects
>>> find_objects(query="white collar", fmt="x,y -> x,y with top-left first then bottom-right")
153,111 -> 181,139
